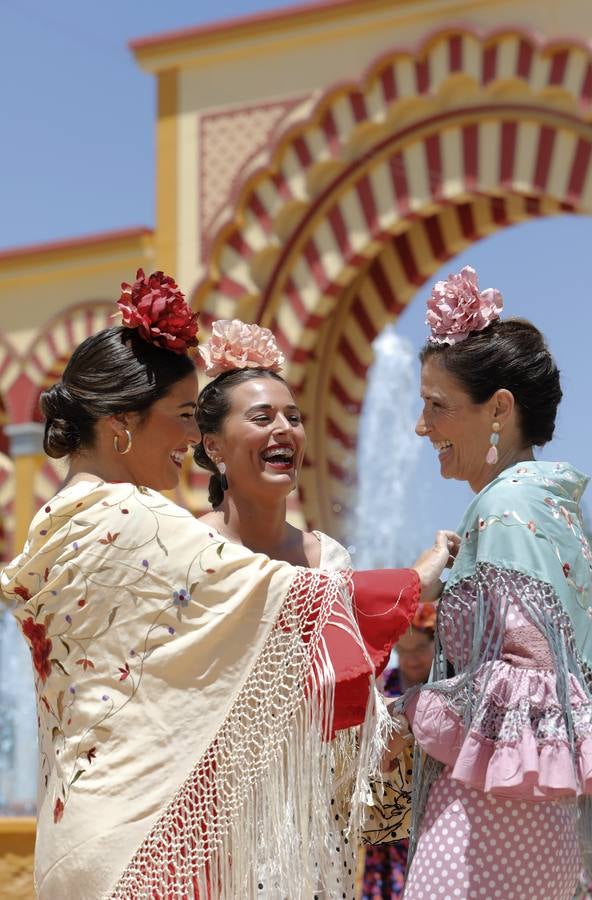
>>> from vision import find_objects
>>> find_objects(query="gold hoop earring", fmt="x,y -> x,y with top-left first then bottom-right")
114,429 -> 132,455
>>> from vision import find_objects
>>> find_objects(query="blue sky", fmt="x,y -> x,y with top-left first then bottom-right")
3,0 -> 592,552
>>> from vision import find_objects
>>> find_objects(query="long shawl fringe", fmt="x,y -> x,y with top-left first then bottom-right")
108,567 -> 388,899
406,562 -> 592,876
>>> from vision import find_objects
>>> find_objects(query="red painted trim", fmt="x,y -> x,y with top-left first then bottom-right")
533,125 -> 556,191
380,66 -> 397,103
423,214 -> 448,261
0,227 -> 153,262
283,276 -> 310,326
328,458 -> 350,483
130,0 -> 398,52
327,205 -> 352,257
415,58 -> 430,94
581,62 -> 592,104
201,26 -> 592,304
566,138 -> 592,203
489,196 -> 510,226
356,174 -> 377,231
367,255 -> 403,316
217,274 -> 247,299
499,120 -> 518,186
524,196 -> 542,216
293,134 -> 313,168
350,294 -> 377,343
388,152 -> 410,217
425,133 -> 442,196
393,231 -> 421,286
227,230 -> 253,258
254,102 -> 591,317
303,239 -> 331,292
249,193 -> 273,233
449,34 -> 463,73
330,376 -> 361,414
457,202 -> 477,239
516,38 -> 533,79
482,43 -> 497,85
271,170 -> 294,201
463,122 -> 479,191
549,50 -> 568,86
327,416 -> 356,450
338,334 -> 366,378
321,108 -> 341,157
350,91 -> 367,124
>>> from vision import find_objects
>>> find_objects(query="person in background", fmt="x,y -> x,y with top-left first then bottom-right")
360,603 -> 436,899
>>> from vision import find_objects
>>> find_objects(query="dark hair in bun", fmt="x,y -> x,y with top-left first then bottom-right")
40,326 -> 195,459
420,318 -> 562,447
194,368 -> 288,507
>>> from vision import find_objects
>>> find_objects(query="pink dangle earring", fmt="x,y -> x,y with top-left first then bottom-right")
486,422 -> 500,465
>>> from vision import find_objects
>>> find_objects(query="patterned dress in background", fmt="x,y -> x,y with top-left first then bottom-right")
360,668 -> 408,900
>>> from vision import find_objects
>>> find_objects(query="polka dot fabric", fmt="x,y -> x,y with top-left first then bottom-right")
404,771 -> 580,899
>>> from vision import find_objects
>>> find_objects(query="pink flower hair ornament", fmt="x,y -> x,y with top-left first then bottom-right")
426,265 -> 503,346
198,319 -> 285,378
117,268 -> 199,355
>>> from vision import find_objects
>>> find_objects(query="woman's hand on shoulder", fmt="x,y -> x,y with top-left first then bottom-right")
412,530 -> 460,602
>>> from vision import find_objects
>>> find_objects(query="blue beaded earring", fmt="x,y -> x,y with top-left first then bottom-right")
486,422 -> 500,465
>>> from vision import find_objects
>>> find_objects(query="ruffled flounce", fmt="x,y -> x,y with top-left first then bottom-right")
406,660 -> 592,800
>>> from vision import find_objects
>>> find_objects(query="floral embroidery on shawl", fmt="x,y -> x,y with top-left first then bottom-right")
4,483 -> 227,823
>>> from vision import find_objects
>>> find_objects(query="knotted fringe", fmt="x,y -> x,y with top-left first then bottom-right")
108,567 -> 386,899
407,563 -> 592,874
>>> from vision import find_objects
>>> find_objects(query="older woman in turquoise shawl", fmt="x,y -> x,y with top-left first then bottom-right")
401,266 -> 592,900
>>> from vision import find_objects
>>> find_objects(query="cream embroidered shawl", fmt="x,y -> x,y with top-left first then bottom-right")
1,480 -> 375,899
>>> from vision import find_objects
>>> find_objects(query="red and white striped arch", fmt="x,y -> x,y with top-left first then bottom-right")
195,26 -> 592,535
14,301 -> 114,424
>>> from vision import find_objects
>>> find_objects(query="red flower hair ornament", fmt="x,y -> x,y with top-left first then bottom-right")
117,269 -> 199,355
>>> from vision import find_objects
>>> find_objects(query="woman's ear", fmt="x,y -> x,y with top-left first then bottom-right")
492,388 -> 515,426
202,433 -> 222,463
106,413 -> 136,436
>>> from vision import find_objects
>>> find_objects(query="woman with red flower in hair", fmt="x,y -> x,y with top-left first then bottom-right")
1,269 -> 451,900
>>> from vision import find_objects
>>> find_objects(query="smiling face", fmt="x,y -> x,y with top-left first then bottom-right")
396,628 -> 435,685
123,370 -> 200,491
416,355 -> 495,492
205,376 -> 306,500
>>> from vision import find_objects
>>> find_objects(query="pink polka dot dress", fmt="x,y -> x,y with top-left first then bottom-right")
404,574 -> 590,899
404,770 -> 580,899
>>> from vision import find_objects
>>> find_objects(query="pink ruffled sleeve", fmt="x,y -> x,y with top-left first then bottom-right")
406,573 -> 592,800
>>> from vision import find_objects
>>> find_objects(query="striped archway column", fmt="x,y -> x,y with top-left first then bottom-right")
194,26 -> 592,536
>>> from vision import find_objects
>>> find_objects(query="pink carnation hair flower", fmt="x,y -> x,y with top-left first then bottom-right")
117,268 -> 199,355
426,265 -> 503,345
198,319 -> 285,377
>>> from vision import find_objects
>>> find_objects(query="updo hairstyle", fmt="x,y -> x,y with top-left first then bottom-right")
194,368 -> 288,508
41,326 -> 195,459
420,318 -> 562,447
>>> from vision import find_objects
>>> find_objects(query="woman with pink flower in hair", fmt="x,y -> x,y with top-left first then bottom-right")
194,320 -> 452,731
0,271 -> 451,900
397,266 -> 592,899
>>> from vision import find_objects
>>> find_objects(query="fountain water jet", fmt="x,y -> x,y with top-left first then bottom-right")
350,325 -> 421,570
